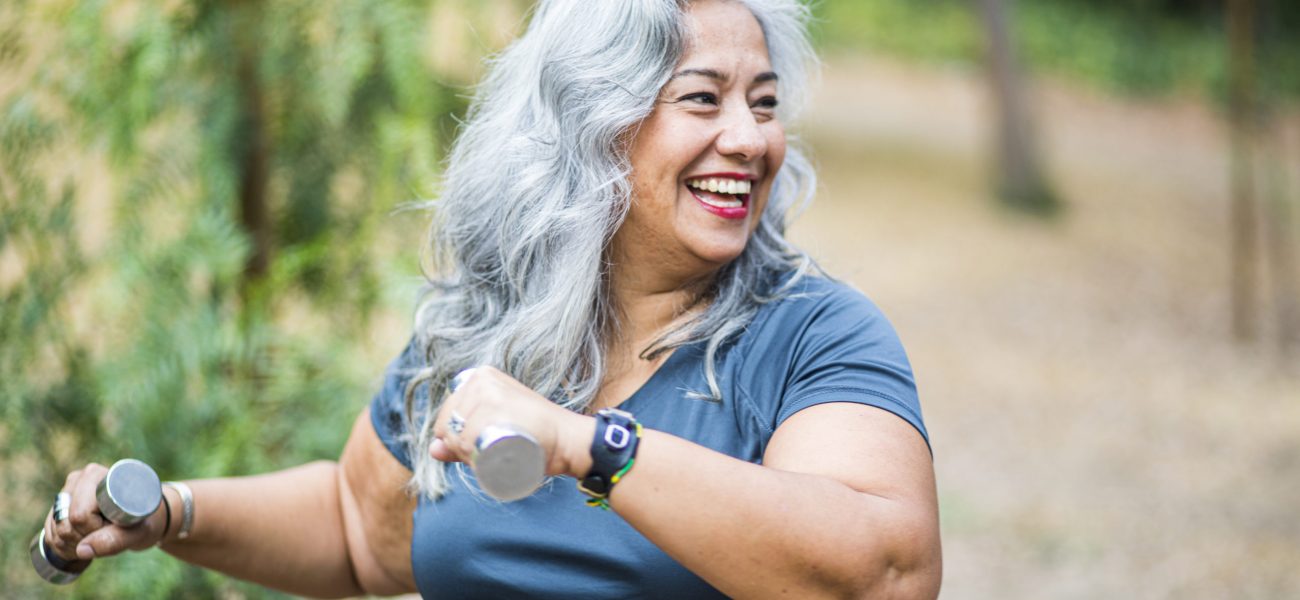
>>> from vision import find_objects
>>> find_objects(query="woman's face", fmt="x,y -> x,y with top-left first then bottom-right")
616,0 -> 786,282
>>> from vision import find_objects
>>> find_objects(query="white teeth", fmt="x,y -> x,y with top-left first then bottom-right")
686,177 -> 752,195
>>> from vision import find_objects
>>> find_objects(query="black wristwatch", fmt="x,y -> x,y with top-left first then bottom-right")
577,408 -> 642,505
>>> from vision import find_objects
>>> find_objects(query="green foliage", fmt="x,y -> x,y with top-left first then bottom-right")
811,0 -> 1300,101
813,0 -> 982,66
0,0 -> 482,596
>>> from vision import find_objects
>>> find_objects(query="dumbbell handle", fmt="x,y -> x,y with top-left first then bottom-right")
30,459 -> 162,585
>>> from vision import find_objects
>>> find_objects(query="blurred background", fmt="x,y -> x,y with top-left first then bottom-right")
2,0 -> 1297,598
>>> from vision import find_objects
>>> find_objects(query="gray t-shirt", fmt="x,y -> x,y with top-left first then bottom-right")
370,275 -> 928,599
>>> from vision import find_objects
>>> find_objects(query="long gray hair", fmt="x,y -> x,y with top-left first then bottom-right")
406,0 -> 820,498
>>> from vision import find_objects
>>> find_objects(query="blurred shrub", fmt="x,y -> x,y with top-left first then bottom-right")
812,0 -> 983,66
812,0 -> 1300,101
0,0 -> 509,597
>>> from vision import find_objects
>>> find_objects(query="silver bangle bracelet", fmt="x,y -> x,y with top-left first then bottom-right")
163,482 -> 194,540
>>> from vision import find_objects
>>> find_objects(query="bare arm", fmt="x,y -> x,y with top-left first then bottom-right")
336,408 -> 418,594
609,403 -> 941,599
53,408 -> 417,598
434,368 -> 941,599
157,461 -> 364,596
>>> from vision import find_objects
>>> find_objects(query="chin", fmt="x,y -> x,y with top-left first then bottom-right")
691,239 -> 750,267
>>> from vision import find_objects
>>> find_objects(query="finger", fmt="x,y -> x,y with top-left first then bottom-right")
457,418 -> 483,458
429,438 -> 463,463
435,411 -> 480,463
437,371 -> 476,435
448,367 -> 479,396
68,463 -> 107,537
50,499 -> 83,554
435,396 -> 480,441
432,405 -> 450,440
49,500 -> 82,559
64,469 -> 81,492
45,510 -> 80,562
52,469 -> 88,552
77,523 -> 152,560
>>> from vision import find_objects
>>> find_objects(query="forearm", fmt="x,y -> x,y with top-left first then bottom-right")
606,431 -> 940,599
159,461 -> 364,599
432,367 -> 940,597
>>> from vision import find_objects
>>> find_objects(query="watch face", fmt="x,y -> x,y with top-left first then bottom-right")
604,424 -> 631,450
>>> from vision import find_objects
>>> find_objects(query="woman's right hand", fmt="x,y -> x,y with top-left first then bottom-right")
44,462 -> 169,562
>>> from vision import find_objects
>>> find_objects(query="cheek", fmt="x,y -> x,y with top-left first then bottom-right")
630,143 -> 679,199
765,128 -> 787,173
756,130 -> 787,211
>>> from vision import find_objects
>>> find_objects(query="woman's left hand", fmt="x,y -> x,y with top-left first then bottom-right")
430,366 -> 595,478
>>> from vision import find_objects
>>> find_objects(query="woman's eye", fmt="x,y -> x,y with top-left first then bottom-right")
753,96 -> 779,110
678,92 -> 718,106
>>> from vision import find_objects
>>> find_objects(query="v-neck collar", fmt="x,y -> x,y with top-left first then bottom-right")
604,341 -> 699,412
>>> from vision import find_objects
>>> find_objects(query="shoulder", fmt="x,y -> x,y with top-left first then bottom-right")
781,274 -> 884,315
369,338 -> 431,471
745,273 -> 900,354
726,273 -> 926,447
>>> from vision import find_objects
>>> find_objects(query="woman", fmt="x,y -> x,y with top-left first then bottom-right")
43,0 -> 941,597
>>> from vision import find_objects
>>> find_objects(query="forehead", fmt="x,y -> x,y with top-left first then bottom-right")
678,0 -> 771,74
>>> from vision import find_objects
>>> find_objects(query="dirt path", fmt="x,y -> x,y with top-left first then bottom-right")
792,56 -> 1300,598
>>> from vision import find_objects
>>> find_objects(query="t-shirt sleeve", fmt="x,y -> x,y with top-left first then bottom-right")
775,285 -> 929,449
368,338 -> 428,470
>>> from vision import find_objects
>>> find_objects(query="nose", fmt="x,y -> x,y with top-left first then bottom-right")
714,107 -> 766,163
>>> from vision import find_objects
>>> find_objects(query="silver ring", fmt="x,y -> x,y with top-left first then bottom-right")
52,492 -> 71,523
448,368 -> 475,395
448,410 -> 466,435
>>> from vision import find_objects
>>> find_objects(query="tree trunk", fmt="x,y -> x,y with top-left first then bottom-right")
977,0 -> 1059,215
1262,139 -> 1300,354
1227,0 -> 1259,342
233,2 -> 271,288
1256,0 -> 1300,355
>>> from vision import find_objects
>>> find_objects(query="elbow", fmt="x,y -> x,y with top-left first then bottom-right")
788,538 -> 941,600
821,510 -> 942,600
842,534 -> 942,600
848,550 -> 942,600
811,553 -> 939,600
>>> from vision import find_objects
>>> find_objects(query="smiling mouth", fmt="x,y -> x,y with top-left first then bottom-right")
685,177 -> 752,213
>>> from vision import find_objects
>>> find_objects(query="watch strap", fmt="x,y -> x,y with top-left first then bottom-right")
578,408 -> 641,506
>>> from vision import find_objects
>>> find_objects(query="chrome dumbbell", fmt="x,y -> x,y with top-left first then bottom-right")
447,369 -> 545,502
473,424 -> 545,501
31,459 -> 162,584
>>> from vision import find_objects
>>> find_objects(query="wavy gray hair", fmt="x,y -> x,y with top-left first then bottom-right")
406,0 -> 820,498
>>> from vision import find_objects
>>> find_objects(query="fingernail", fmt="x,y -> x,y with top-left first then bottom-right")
76,543 -> 95,560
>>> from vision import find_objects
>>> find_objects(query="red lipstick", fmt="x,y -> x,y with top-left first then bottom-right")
683,173 -> 756,220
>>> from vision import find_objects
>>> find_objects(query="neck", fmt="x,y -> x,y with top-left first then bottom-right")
605,233 -> 720,353
589,247 -> 716,411
609,267 -> 711,354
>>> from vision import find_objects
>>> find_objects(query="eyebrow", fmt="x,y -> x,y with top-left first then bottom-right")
669,68 -> 779,84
